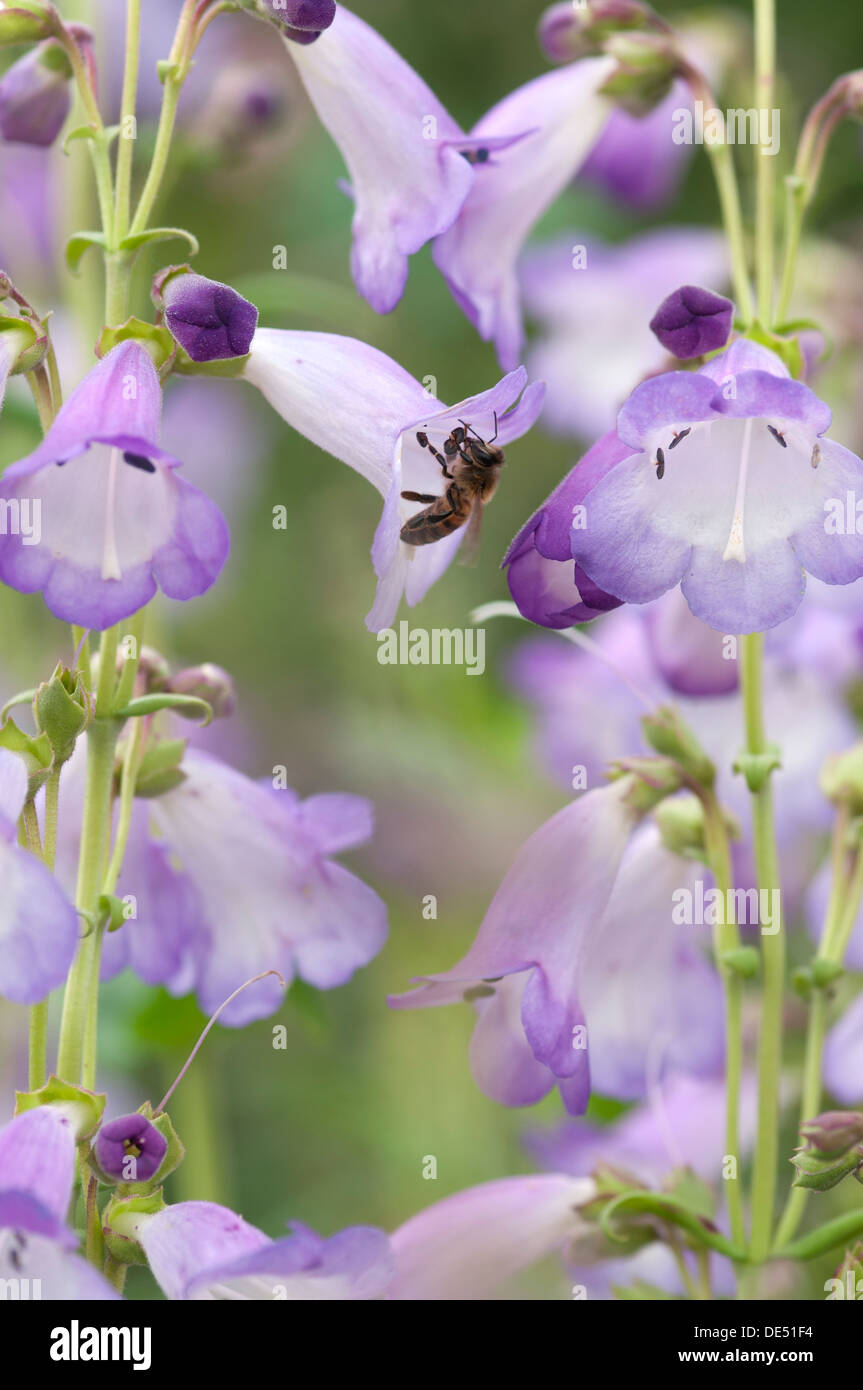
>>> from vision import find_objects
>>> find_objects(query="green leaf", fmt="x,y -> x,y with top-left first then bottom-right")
65,231 -> 108,275
117,226 -> 200,258
116,693 -> 213,726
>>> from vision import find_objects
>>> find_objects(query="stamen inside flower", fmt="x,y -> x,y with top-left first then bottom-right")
722,418 -> 754,565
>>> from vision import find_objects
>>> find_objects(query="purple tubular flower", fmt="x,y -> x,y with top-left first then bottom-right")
570,337 -> 863,633
432,56 -> 615,370
265,0 -> 336,40
0,341 -> 230,629
0,1106 -> 121,1298
0,1107 -> 76,1243
0,750 -> 78,1005
242,329 -> 544,630
0,43 -> 71,147
138,1201 -> 393,1299
162,274 -> 258,362
503,430 -> 628,628
388,1174 -> 596,1300
50,744 -> 387,1024
284,6 -> 476,312
649,284 -> 734,359
580,79 -> 694,210
390,779 -> 643,1115
95,1114 -> 168,1183
824,996 -> 863,1105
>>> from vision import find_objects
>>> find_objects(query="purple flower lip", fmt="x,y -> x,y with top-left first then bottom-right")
163,274 -> 259,362
649,284 -> 734,359
95,1114 -> 167,1183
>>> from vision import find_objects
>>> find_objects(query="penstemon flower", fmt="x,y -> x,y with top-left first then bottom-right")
0,341 -> 230,627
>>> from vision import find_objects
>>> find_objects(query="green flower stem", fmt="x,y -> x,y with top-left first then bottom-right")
702,791 -> 746,1250
56,624 -> 124,1085
753,0 -> 776,326
774,825 -> 863,1247
114,0 -> 142,243
26,365 -> 55,434
128,0 -> 198,236
740,632 -> 785,1265
682,63 -> 754,323
113,608 -> 146,713
56,21 -> 115,252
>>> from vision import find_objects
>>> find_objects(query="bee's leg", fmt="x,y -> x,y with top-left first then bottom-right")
416,432 -> 455,478
401,490 -> 437,503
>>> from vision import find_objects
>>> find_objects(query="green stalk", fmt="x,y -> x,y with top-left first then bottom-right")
702,792 -> 746,1249
114,0 -> 142,243
741,632 -> 785,1265
128,0 -> 198,236
753,0 -> 776,325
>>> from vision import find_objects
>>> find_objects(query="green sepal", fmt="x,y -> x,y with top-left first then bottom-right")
15,1075 -> 106,1140
607,757 -> 685,813
0,316 -> 41,374
33,662 -> 92,766
719,946 -> 760,979
116,693 -> 213,726
132,738 -> 187,799
66,231 -> 108,274
96,317 -> 175,369
172,349 -> 250,379
642,706 -> 716,788
98,893 -> 130,933
63,123 -> 120,155
0,716 -> 53,794
790,1145 -> 862,1191
599,1188 -> 747,1262
744,323 -> 805,379
0,5 -> 53,44
733,746 -> 782,792
117,226 -> 200,259
156,59 -> 181,83
102,1188 -> 166,1266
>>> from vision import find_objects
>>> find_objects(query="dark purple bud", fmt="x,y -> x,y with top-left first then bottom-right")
95,1114 -> 168,1183
263,0 -> 336,43
162,273 -> 259,362
649,285 -> 734,360
0,41 -> 72,148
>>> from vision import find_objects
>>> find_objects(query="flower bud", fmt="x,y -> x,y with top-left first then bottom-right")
654,793 -> 706,858
649,285 -> 734,360
641,707 -> 716,789
600,32 -> 679,116
0,39 -> 73,147
255,0 -> 336,43
820,743 -> 863,816
33,662 -> 92,766
95,1113 -> 168,1184
538,1 -> 656,63
790,1143 -> 863,1191
800,1110 -> 863,1160
158,272 -> 259,363
167,663 -> 236,719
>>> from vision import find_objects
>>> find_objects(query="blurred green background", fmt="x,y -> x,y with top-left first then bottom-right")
2,0 -> 863,1298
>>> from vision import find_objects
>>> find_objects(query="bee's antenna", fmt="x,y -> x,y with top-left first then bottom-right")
489,411 -> 499,444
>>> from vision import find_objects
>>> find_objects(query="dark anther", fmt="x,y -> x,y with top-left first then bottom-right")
811,443 -> 821,469
767,425 -> 787,448
668,428 -> 691,450
460,147 -> 490,165
123,452 -> 156,473
416,431 -> 429,448
55,459 -> 68,468
655,446 -> 665,480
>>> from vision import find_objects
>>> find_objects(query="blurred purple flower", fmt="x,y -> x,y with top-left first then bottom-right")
0,342 -> 230,628
571,338 -> 863,633
388,1174 -> 596,1300
54,745 -> 388,1026
580,78 -> 693,210
0,43 -> 71,148
0,1107 -> 118,1297
824,995 -> 863,1105
137,1201 -> 393,1299
522,226 -> 727,440
242,328 -> 543,630
0,750 -> 78,1005
390,778 -> 720,1115
650,284 -> 734,359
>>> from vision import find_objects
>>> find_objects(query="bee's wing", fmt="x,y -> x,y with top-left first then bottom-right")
457,496 -> 483,567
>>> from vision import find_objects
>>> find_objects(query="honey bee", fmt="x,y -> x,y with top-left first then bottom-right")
399,415 -> 504,555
